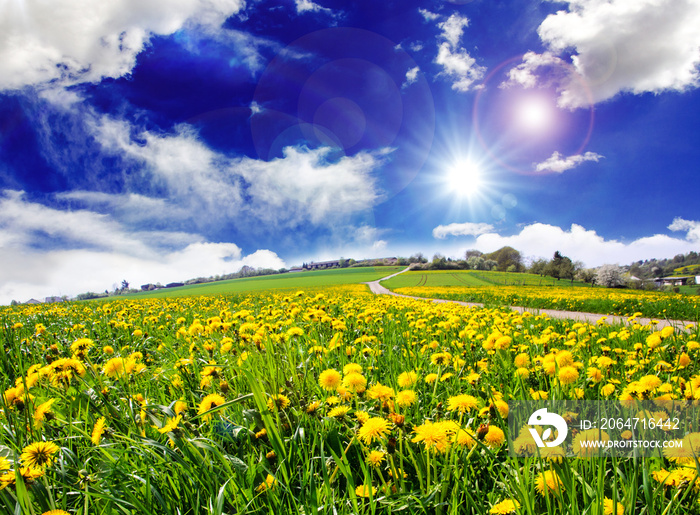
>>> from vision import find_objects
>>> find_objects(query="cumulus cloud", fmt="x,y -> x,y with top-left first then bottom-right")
433,13 -> 485,92
512,0 -> 700,107
294,0 -> 334,15
419,9 -> 440,22
469,222 -> 700,268
89,114 -> 388,229
668,217 -> 700,242
403,66 -> 420,89
0,0 -> 245,90
0,190 -> 285,304
534,151 -> 603,173
432,222 -> 495,239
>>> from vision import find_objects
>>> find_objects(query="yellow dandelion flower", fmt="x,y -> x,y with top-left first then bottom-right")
198,393 -> 226,421
20,441 -> 60,468
412,420 -> 450,453
603,498 -> 624,515
535,470 -> 564,496
395,390 -> 417,408
91,417 -> 107,445
483,426 -> 505,448
490,499 -> 520,514
447,394 -> 478,414
558,366 -> 579,386
328,405 -> 351,418
318,369 -> 342,391
342,373 -> 367,393
355,484 -> 376,498
397,371 -> 418,388
358,417 -> 391,445
266,394 -> 290,411
366,450 -> 386,467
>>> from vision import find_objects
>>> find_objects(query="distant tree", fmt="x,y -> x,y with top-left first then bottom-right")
339,257 -> 347,268
596,264 -> 624,288
576,268 -> 596,284
483,246 -> 522,272
529,258 -> 548,276
467,256 -> 486,270
121,280 -> 129,290
465,249 -> 483,259
484,259 -> 498,271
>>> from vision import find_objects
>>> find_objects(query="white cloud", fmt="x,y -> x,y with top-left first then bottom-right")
294,0 -> 334,15
534,151 -> 603,173
469,222 -> 700,268
419,9 -> 440,22
90,114 -> 387,229
516,0 -> 700,107
438,13 -> 470,48
403,66 -> 420,89
432,13 -> 485,92
235,146 -> 388,226
435,43 -> 486,92
0,0 -> 245,90
668,217 -> 700,242
372,240 -> 388,251
432,222 -> 495,239
0,190 -> 285,304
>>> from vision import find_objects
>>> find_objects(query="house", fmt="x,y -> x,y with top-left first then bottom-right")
657,276 -> 693,286
25,298 -> 42,304
44,296 -> 64,303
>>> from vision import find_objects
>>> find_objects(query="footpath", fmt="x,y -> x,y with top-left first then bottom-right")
366,268 -> 696,331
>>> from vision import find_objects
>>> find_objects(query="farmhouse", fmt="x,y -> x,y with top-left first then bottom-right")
656,276 -> 693,286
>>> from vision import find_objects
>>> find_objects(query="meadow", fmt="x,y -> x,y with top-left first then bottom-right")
382,271 -> 700,321
125,266 -> 404,299
2,283 -> 700,514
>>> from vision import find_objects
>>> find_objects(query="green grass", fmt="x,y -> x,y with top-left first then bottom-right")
381,270 -> 588,290
121,266 -> 405,299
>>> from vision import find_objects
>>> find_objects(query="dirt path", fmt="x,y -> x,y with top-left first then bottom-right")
366,268 -> 695,331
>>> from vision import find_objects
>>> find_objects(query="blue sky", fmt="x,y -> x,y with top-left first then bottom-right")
1,0 -> 699,302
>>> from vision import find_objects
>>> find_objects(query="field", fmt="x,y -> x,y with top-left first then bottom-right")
2,284 -> 700,514
125,267 -> 404,299
382,271 -> 700,321
381,270 -> 590,289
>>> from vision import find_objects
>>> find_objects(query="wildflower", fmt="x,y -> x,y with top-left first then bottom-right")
395,390 -> 417,408
256,474 -> 277,492
603,498 -> 624,515
535,470 -> 564,496
660,326 -> 674,339
558,366 -> 579,386
33,399 -> 56,429
318,369 -> 342,391
490,499 -> 520,514
397,371 -> 418,388
0,458 -> 9,472
91,417 -> 107,445
355,484 -> 376,498
342,373 -> 367,393
355,410 -> 370,424
43,510 -> 71,515
367,383 -> 394,402
20,441 -> 60,468
447,394 -> 478,414
266,394 -> 290,411
328,406 -> 350,418
366,450 -> 386,467
412,420 -> 450,453
158,415 -> 182,434
483,426 -> 505,449
424,373 -> 438,384
358,417 -> 391,445
343,363 -> 363,375
198,393 -> 226,421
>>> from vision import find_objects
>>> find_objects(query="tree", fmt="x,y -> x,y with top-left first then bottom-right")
467,256 -> 486,270
596,264 -> 623,288
465,249 -> 483,259
528,258 -> 548,276
121,280 -> 129,291
482,246 -> 522,272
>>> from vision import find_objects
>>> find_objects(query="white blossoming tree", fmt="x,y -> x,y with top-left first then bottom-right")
595,264 -> 623,288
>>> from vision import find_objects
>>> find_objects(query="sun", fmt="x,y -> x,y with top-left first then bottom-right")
515,96 -> 554,132
446,159 -> 483,198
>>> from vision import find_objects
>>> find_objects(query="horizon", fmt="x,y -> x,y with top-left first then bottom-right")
1,0 -> 699,303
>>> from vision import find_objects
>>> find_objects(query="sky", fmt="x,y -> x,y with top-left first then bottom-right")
1,0 -> 699,303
